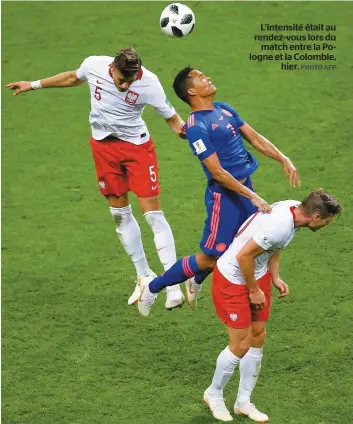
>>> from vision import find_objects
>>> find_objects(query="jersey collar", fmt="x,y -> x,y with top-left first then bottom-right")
290,206 -> 296,226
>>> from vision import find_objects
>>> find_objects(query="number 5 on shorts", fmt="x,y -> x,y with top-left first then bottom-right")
149,165 -> 157,182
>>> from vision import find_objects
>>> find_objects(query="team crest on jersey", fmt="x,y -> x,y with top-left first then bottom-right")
222,109 -> 233,117
125,90 -> 139,104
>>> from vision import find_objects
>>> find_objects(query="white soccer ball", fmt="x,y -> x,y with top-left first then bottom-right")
160,3 -> 195,37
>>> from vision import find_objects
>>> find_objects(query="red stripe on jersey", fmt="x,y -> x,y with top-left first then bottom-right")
136,68 -> 143,80
187,113 -> 195,128
235,212 -> 259,238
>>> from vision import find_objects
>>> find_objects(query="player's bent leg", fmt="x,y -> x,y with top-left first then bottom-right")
141,195 -> 184,310
235,322 -> 268,423
108,194 -> 154,305
204,326 -> 251,422
137,252 -> 215,316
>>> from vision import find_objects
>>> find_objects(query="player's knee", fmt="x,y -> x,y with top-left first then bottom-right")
229,338 -> 251,357
110,204 -> 133,229
198,252 -> 217,269
144,210 -> 170,232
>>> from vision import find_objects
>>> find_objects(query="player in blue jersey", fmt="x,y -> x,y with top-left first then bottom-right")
138,66 -> 301,317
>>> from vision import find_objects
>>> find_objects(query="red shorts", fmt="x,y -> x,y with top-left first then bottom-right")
90,137 -> 161,197
212,265 -> 272,329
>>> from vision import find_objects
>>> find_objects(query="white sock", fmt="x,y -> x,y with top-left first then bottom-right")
236,347 -> 263,407
144,211 -> 177,271
209,346 -> 241,396
110,205 -> 150,277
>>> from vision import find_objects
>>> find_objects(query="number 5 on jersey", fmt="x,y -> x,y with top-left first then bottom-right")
95,86 -> 102,101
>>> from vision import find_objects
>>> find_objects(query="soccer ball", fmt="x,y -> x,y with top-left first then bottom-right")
160,3 -> 195,37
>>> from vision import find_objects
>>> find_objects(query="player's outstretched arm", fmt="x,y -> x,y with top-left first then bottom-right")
165,113 -> 186,138
268,250 -> 289,297
202,153 -> 271,213
240,123 -> 301,188
236,239 -> 266,309
5,71 -> 84,96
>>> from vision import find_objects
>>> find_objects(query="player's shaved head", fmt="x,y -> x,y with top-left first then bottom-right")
302,189 -> 342,218
114,46 -> 142,79
173,66 -> 194,104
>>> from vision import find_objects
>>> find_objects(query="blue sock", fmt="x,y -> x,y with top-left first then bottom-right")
149,255 -> 203,293
194,270 -> 212,284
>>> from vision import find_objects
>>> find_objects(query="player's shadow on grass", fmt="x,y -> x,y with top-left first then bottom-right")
187,415 -> 235,424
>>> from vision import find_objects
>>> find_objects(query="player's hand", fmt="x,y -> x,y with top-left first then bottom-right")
249,288 -> 266,310
178,123 -> 187,140
5,81 -> 32,96
282,157 -> 301,188
250,194 -> 272,214
272,278 -> 289,298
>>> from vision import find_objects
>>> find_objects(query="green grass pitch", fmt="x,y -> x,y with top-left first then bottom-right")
2,2 -> 353,423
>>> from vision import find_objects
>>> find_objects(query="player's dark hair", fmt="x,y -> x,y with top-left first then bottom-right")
114,46 -> 142,79
302,189 -> 342,218
173,66 -> 194,105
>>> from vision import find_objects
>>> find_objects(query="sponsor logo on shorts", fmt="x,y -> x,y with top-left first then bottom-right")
152,185 -> 159,190
98,180 -> 106,189
216,243 -> 227,252
229,313 -> 238,321
125,90 -> 139,104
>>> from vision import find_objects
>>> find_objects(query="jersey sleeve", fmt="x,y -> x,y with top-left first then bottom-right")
216,101 -> 245,127
253,220 -> 288,251
147,81 -> 176,119
186,122 -> 216,162
76,57 -> 92,81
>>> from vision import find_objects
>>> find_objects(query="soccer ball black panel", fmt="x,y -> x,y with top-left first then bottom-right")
160,3 -> 195,37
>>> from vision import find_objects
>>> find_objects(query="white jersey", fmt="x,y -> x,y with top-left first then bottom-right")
76,56 -> 176,144
217,200 -> 301,285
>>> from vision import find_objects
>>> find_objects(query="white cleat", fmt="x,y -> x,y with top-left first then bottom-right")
234,403 -> 269,423
165,285 -> 185,310
137,275 -> 158,317
203,388 -> 233,422
128,271 -> 157,305
128,283 -> 141,305
185,279 -> 202,309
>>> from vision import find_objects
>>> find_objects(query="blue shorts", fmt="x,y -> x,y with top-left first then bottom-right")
200,178 -> 257,256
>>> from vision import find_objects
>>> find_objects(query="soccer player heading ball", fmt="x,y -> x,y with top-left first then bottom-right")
138,66 -> 301,317
6,47 -> 186,310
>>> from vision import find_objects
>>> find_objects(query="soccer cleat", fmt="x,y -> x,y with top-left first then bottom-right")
128,283 -> 140,305
128,271 -> 157,306
165,285 -> 185,310
137,275 -> 158,317
203,388 -> 233,422
185,279 -> 202,309
234,403 -> 269,423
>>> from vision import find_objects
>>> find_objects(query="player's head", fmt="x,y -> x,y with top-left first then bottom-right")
300,189 -> 341,231
173,66 -> 216,105
111,46 -> 142,92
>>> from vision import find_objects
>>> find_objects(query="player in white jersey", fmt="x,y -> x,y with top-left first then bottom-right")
6,47 -> 185,309
203,189 -> 341,422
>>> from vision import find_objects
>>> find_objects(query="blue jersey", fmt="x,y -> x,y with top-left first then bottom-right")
184,102 -> 259,183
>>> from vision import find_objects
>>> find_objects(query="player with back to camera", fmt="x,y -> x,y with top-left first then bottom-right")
6,47 -> 186,310
203,189 -> 341,422
138,66 -> 301,317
